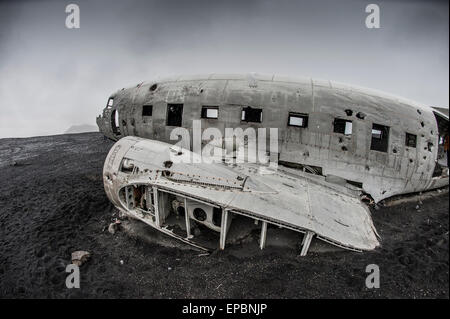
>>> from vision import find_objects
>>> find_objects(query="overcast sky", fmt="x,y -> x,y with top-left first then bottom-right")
0,0 -> 448,138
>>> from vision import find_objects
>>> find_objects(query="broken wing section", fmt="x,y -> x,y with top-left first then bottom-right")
103,137 -> 380,252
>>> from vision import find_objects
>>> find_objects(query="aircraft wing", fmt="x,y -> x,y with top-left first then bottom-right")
104,137 -> 380,252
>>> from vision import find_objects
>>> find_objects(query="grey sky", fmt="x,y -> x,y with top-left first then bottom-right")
0,0 -> 448,138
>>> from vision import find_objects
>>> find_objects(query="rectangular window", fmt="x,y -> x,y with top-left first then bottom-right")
142,105 -> 153,116
405,133 -> 417,148
167,104 -> 183,127
370,123 -> 390,152
201,106 -> 219,119
334,118 -> 352,135
288,112 -> 308,128
107,98 -> 114,108
241,107 -> 262,123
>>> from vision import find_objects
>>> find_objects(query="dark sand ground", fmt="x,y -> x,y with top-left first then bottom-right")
0,132 -> 448,298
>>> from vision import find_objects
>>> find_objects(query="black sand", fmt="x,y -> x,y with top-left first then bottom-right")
0,133 -> 448,298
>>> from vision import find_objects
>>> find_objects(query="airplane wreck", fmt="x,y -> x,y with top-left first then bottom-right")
97,74 -> 449,254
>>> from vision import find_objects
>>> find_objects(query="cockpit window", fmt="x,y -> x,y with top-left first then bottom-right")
107,98 -> 114,108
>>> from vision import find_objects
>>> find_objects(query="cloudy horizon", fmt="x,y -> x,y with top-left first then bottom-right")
0,0 -> 448,138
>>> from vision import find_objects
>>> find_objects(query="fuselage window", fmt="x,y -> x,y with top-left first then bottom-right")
241,107 -> 262,123
107,98 -> 114,108
405,133 -> 417,148
334,118 -> 352,135
288,113 -> 308,128
370,123 -> 390,152
167,104 -> 183,126
142,105 -> 153,117
201,106 -> 219,119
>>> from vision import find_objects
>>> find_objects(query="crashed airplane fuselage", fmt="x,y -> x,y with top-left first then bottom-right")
97,73 -> 449,253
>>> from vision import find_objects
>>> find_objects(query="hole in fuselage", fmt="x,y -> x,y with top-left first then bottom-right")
432,110 -> 449,175
193,208 -> 207,222
177,206 -> 185,216
163,160 -> 173,168
356,112 -> 366,120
